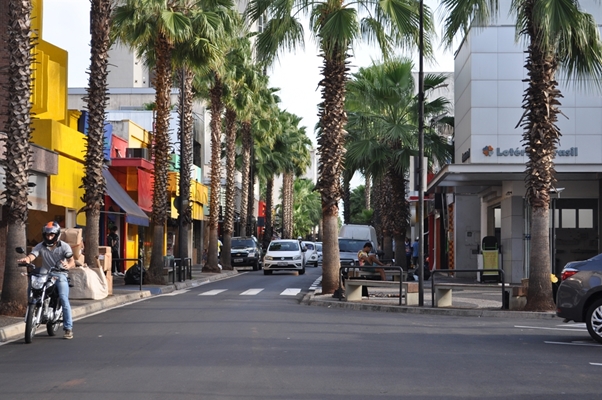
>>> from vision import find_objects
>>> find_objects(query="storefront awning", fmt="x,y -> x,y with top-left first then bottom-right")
103,169 -> 150,226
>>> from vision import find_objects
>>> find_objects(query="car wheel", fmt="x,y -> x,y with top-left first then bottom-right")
298,267 -> 306,275
586,298 -> 602,344
263,270 -> 272,275
252,262 -> 259,271
314,262 -> 318,268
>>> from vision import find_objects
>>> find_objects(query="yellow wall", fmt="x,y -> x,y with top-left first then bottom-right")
32,119 -> 86,162
127,121 -> 151,148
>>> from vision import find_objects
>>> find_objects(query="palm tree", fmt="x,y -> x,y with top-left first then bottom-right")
82,0 -> 112,267
0,0 -> 33,315
221,34 -> 255,270
292,178 -> 321,238
345,59 -> 452,268
440,0 -> 602,311
112,0 -> 223,280
171,2 -> 229,268
246,0 -> 433,294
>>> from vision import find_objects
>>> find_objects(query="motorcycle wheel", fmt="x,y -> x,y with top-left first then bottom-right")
47,305 -> 63,336
25,304 -> 38,344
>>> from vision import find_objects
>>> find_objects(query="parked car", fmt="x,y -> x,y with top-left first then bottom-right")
302,241 -> 319,268
556,253 -> 602,343
316,242 -> 323,265
263,239 -> 306,275
230,236 -> 263,271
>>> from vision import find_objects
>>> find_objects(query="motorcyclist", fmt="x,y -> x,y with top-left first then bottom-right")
18,221 -> 75,340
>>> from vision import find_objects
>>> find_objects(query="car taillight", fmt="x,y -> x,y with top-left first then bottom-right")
561,268 -> 578,281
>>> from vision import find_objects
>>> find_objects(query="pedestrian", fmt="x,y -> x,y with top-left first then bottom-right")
18,221 -> 75,339
405,238 -> 412,269
412,237 -> 420,267
107,225 -> 121,276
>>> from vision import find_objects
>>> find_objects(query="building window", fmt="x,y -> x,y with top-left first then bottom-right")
561,209 -> 576,228
579,209 -> 594,228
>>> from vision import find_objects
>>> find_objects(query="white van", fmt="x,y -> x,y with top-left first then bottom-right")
339,224 -> 379,251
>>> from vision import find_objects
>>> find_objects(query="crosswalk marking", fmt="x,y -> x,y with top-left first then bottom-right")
281,288 -> 301,296
199,289 -> 228,296
240,289 -> 264,296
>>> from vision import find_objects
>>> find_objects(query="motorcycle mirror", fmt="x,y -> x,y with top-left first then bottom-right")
64,251 -> 73,259
15,247 -> 25,254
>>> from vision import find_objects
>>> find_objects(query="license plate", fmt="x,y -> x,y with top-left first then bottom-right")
278,262 -> 288,266
234,258 -> 243,263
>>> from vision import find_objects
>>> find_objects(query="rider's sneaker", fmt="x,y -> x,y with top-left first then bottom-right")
63,330 -> 73,340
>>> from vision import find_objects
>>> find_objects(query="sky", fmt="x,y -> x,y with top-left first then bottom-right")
43,0 -> 455,186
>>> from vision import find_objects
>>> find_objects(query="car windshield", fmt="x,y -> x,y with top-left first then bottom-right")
304,243 -> 315,250
269,241 -> 299,251
338,239 -> 367,253
232,239 -> 255,249
316,243 -> 322,251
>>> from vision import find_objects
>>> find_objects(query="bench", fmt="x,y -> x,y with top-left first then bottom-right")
345,280 -> 419,306
430,269 -> 510,309
433,283 -> 507,308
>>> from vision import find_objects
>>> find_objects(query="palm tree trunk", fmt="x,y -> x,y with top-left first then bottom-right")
222,107 -> 237,270
390,169 -> 410,268
0,0 -> 33,315
239,121 -> 252,238
262,178 -> 274,250
342,173 -> 351,224
282,172 -> 292,238
83,0 -> 112,267
315,50 -> 348,294
148,34 -> 174,282
522,1 -> 560,311
203,74 -> 224,273
364,173 -> 371,210
178,67 -> 194,266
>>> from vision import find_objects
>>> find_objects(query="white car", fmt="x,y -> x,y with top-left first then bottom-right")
316,242 -> 323,265
263,239 -> 306,275
303,241 -> 319,267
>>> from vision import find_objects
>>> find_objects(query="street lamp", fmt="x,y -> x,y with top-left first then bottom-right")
417,0 -> 425,306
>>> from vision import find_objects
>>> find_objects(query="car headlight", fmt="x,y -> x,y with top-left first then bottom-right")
294,255 -> 302,260
265,256 -> 273,261
30,275 -> 46,289
248,251 -> 256,257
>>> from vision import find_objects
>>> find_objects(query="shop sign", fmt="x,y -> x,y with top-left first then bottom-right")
483,145 -> 578,157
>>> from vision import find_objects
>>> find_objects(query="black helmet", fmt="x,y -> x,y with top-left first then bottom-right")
42,221 -> 61,247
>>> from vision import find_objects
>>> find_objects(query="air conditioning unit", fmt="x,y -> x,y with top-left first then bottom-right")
126,148 -> 150,160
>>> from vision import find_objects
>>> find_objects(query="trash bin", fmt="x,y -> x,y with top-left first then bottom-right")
481,236 -> 499,283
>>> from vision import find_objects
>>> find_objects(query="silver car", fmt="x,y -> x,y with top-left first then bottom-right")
557,253 -> 602,343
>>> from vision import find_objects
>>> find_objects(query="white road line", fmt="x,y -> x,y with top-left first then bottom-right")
281,288 -> 301,296
515,325 -> 587,332
240,289 -> 264,296
199,289 -> 228,296
544,341 -> 602,347
161,289 -> 190,296
309,276 -> 322,291
590,363 -> 602,366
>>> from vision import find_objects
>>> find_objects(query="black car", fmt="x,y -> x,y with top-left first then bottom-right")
231,236 -> 263,271
556,253 -> 602,343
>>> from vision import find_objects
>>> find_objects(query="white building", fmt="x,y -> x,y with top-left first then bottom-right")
428,0 -> 602,283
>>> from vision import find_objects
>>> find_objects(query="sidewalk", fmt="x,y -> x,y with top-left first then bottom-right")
302,279 -> 557,320
0,269 -> 239,343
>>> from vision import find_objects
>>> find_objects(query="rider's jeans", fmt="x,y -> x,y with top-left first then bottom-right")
51,272 -> 72,331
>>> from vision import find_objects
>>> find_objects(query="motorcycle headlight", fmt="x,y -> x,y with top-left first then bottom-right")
30,275 -> 46,290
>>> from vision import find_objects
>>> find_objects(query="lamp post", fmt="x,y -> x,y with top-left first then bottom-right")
550,187 -> 565,276
417,0 -> 425,306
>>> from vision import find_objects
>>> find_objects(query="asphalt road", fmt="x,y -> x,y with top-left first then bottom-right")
0,266 -> 600,399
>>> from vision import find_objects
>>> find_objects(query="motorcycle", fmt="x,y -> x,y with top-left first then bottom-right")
17,247 -> 73,344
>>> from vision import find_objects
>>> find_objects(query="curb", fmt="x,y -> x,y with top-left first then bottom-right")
303,293 -> 557,320
0,270 -> 239,343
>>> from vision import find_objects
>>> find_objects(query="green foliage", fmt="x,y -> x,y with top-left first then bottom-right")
292,179 -> 321,238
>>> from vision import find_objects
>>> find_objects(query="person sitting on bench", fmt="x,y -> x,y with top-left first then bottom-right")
357,242 -> 388,280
